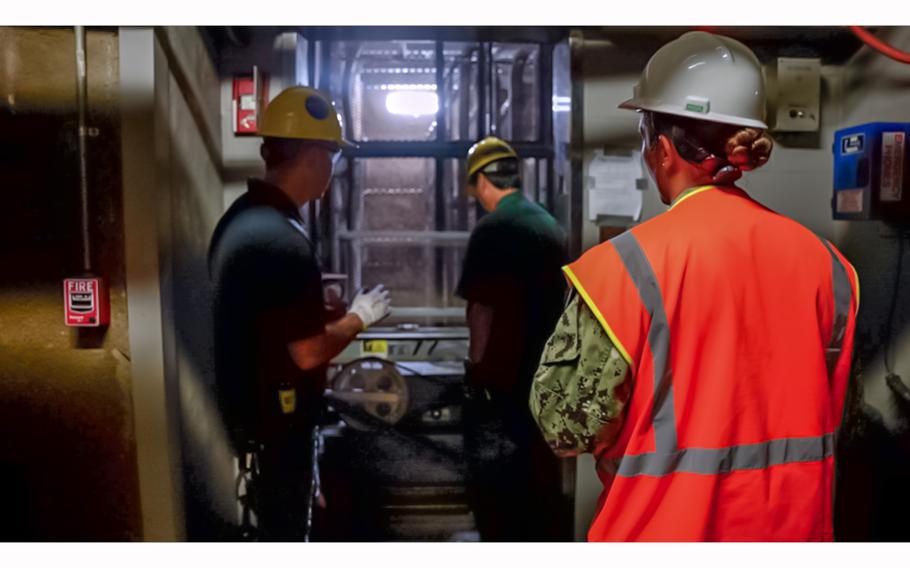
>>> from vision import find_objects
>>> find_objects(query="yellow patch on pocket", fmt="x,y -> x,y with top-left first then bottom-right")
278,388 -> 297,414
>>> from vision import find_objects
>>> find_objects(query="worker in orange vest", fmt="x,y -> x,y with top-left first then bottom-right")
530,31 -> 860,541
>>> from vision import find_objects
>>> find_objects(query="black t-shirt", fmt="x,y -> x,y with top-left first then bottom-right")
208,179 -> 326,445
456,192 -> 568,397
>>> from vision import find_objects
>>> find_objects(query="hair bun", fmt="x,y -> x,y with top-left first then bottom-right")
724,128 -> 773,171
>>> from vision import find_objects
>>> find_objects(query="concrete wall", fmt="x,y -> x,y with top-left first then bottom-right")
833,27 -> 910,541
120,27 -> 237,541
0,27 -> 141,540
162,28 -> 239,539
838,27 -> 910,421
0,24 -> 237,544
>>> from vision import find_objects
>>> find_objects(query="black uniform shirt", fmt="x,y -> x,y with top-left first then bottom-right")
208,179 -> 326,445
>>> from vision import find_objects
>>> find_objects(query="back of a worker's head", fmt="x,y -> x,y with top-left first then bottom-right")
466,136 -> 521,194
621,31 -> 774,190
473,157 -> 521,192
641,112 -> 773,186
260,137 -> 324,170
258,85 -> 348,171
256,86 -> 351,201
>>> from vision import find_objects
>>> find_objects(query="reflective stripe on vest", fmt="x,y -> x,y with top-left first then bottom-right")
611,232 -> 677,453
820,238 -> 852,376
597,232 -> 853,478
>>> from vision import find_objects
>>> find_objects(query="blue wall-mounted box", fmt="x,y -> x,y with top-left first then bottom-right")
833,122 -> 910,221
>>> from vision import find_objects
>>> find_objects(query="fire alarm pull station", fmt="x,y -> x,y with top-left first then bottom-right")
233,66 -> 269,135
64,277 -> 109,327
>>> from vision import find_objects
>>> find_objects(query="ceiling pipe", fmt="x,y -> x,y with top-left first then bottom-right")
74,25 -> 92,273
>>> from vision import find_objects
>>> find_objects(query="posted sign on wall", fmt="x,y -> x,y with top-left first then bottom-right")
64,278 -> 109,327
881,131 -> 906,203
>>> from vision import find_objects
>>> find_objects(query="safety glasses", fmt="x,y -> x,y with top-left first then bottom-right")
330,148 -> 342,166
313,142 -> 342,166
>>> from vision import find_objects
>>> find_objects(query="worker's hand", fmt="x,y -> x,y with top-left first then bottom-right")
348,284 -> 392,330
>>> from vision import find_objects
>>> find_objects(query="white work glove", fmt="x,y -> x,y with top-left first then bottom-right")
348,284 -> 392,330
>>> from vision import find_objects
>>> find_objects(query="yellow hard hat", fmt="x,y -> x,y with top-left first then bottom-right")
466,136 -> 518,177
259,86 -> 354,147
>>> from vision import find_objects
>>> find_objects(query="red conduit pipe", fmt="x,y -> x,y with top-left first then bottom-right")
849,26 -> 910,64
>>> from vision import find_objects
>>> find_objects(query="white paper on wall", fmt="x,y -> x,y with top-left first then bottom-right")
586,150 -> 644,221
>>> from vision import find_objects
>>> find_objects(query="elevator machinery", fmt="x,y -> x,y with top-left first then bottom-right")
309,32 -> 573,541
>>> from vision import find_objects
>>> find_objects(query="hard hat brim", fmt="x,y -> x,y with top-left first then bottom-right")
619,98 -> 769,130
260,132 -> 360,150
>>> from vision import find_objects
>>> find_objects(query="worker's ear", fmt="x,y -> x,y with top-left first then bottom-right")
475,173 -> 493,198
655,134 -> 679,173
260,142 -> 269,163
465,180 -> 478,199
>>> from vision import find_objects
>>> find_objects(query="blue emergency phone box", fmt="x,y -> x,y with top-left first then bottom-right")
833,122 -> 910,221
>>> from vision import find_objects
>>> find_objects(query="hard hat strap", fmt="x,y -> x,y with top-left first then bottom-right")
696,155 -> 742,186
642,112 -> 742,186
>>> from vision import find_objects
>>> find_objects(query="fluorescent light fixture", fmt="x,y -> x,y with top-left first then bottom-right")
385,90 -> 439,117
379,83 -> 437,91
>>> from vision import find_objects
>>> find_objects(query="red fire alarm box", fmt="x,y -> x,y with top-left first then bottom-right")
233,66 -> 269,135
64,277 -> 109,327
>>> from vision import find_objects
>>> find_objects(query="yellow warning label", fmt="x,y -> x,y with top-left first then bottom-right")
278,388 -> 297,414
362,339 -> 389,358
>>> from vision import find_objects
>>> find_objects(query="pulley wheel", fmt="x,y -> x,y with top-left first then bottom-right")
327,358 -> 409,431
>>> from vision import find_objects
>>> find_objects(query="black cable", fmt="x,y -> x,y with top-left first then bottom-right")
883,234 -> 904,376
886,372 -> 910,405
884,231 -> 910,405
324,394 -> 462,462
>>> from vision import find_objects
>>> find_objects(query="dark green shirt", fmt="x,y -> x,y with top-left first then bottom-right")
457,191 -> 568,396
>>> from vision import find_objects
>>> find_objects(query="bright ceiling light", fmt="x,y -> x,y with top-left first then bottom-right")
385,91 -> 439,117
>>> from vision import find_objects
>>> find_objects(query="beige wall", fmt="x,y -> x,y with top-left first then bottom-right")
0,24 -> 232,544
163,30 -> 239,538
0,27 -> 141,540
830,28 -> 910,540
838,28 -> 910,429
121,27 -> 239,540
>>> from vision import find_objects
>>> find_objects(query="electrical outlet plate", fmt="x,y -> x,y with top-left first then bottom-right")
775,57 -> 821,132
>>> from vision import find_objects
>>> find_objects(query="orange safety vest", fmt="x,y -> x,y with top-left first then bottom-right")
564,185 -> 859,541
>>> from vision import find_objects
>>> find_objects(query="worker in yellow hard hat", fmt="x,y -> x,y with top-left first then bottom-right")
209,86 -> 391,541
458,136 -> 570,541
465,136 -> 521,182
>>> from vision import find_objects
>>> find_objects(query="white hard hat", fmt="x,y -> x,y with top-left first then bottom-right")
619,31 -> 768,129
